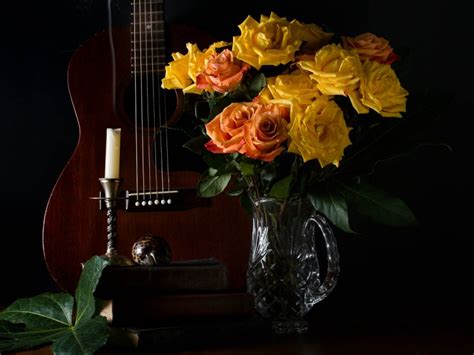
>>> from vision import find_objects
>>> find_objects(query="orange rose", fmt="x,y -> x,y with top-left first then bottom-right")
242,104 -> 290,162
196,49 -> 250,93
342,33 -> 398,65
204,102 -> 257,153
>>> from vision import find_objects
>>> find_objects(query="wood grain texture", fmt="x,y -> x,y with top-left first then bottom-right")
42,27 -> 251,293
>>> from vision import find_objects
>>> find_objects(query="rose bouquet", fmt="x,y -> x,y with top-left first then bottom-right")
161,12 -> 416,232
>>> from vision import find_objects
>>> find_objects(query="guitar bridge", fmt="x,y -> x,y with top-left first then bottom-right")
98,189 -> 211,211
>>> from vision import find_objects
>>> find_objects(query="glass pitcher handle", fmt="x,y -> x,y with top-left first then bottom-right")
308,212 -> 340,303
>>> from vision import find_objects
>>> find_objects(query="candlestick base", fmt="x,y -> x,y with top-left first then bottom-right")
102,253 -> 134,266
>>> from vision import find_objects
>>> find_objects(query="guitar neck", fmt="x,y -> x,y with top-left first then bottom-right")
131,0 -> 165,76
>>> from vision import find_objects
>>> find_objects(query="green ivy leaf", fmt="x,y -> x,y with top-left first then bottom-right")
338,181 -> 418,227
0,256 -> 110,354
75,256 -> 110,326
308,184 -> 354,234
0,293 -> 74,329
269,175 -> 293,199
198,172 -> 232,197
51,316 -> 109,355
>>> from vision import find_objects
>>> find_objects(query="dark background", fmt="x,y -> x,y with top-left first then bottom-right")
0,0 -> 472,334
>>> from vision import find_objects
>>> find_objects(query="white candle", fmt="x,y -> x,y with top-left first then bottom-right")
104,128 -> 121,179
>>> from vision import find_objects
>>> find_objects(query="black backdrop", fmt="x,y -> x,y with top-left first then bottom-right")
0,0 -> 472,332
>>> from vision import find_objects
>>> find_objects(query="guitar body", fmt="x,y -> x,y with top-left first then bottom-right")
43,26 -> 251,293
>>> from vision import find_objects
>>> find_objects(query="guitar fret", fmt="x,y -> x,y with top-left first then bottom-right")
131,1 -> 163,4
131,0 -> 165,76
132,30 -> 165,34
132,21 -> 163,25
131,11 -> 163,15
131,23 -> 164,28
132,47 -> 166,51
131,62 -> 166,65
131,39 -> 165,43
131,70 -> 165,75
131,57 -> 167,62
131,61 -> 166,67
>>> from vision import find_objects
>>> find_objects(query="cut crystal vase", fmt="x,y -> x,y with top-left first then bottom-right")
247,197 -> 340,334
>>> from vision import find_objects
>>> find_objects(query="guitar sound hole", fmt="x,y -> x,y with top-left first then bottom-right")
122,74 -> 206,173
123,74 -> 178,128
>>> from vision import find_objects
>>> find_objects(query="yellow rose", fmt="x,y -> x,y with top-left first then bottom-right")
259,70 -> 320,105
359,60 -> 408,118
292,21 -> 333,51
232,13 -> 302,69
297,44 -> 368,114
161,51 -> 192,90
161,41 -> 228,94
288,97 -> 351,167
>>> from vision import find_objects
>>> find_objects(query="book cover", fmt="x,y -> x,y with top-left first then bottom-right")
103,292 -> 255,327
96,258 -> 228,298
107,317 -> 270,351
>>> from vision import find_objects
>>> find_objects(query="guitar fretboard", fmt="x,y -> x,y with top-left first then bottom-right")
131,0 -> 165,75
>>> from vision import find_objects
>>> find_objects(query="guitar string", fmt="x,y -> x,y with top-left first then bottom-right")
162,0 -> 171,198
139,0 -> 146,203
107,0 -> 117,115
133,0 -> 139,199
150,2 -> 158,201
144,0 -> 152,204
152,0 -> 166,202
157,1 -> 170,199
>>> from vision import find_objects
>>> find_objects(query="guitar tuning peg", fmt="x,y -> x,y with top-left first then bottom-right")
131,234 -> 172,266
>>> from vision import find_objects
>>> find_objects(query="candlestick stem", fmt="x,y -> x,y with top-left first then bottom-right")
105,207 -> 118,257
99,178 -> 133,266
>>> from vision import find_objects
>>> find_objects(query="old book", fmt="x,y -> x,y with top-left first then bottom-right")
107,317 -> 270,351
96,258 -> 228,298
102,292 -> 255,327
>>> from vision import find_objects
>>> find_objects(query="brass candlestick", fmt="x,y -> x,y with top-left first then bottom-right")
99,178 -> 133,266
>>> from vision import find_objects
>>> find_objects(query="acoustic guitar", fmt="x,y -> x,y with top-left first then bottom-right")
43,0 -> 250,293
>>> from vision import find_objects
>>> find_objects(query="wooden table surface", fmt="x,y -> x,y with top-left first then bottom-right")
7,315 -> 473,355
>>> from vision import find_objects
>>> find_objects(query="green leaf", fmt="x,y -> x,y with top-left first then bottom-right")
208,94 -> 234,120
198,172 -> 232,197
0,256 -> 110,354
75,256 -> 110,326
338,181 -> 418,227
269,175 -> 293,199
202,152 -> 230,170
51,316 -> 109,355
227,186 -> 245,197
208,168 -> 218,177
0,322 -> 67,352
248,73 -> 266,97
308,184 -> 354,233
239,161 -> 255,176
260,163 -> 277,183
183,135 -> 208,155
0,292 -> 74,328
0,320 -> 26,352
226,179 -> 247,197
